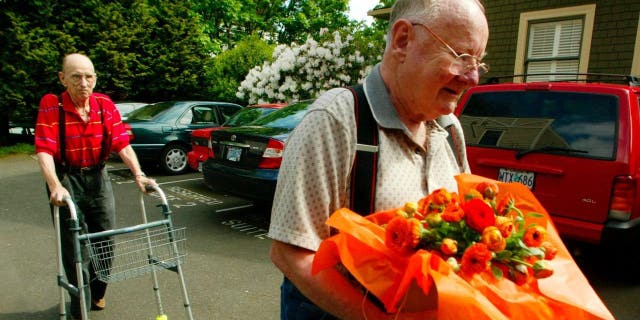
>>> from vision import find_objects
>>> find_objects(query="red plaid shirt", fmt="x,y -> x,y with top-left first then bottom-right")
35,91 -> 130,167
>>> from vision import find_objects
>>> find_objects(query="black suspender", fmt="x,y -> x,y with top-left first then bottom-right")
56,94 -> 109,171
348,84 -> 378,215
58,95 -> 67,167
346,85 -> 464,215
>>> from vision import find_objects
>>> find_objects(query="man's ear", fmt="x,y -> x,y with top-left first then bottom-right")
388,19 -> 414,62
58,71 -> 66,86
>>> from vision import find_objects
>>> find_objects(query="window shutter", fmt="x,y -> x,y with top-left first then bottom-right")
526,19 -> 583,81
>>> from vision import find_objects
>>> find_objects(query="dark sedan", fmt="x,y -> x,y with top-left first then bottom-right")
187,103 -> 287,172
202,99 -> 313,204
124,101 -> 242,174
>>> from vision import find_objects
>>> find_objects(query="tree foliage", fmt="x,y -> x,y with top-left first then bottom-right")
206,34 -> 274,105
0,0 -> 387,145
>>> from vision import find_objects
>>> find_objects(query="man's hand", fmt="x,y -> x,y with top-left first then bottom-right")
135,174 -> 157,193
49,184 -> 71,207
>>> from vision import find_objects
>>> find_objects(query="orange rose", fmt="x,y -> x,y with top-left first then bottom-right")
481,226 -> 506,252
510,265 -> 530,285
462,198 -> 496,233
523,225 -> 547,247
385,216 -> 422,255
496,192 -> 516,216
465,189 -> 483,201
440,238 -> 458,255
424,188 -> 452,214
541,241 -> 558,260
425,213 -> 443,228
475,181 -> 499,200
532,260 -> 554,278
442,197 -> 465,222
460,243 -> 492,275
430,188 -> 452,205
495,216 -> 515,238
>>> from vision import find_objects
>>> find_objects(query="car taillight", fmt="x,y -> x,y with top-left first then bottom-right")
608,175 -> 636,221
258,139 -> 285,169
124,123 -> 134,140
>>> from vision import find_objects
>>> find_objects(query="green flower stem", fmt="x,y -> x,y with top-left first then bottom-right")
508,257 -> 533,268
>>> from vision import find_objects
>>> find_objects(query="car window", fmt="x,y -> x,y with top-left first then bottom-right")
223,108 -> 276,127
250,101 -> 311,129
218,105 -> 242,123
126,102 -> 173,121
179,106 -> 217,125
459,91 -> 618,159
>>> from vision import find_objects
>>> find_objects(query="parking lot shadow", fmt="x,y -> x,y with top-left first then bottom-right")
1,305 -> 59,320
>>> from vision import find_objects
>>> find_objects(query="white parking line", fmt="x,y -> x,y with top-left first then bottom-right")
157,177 -> 204,185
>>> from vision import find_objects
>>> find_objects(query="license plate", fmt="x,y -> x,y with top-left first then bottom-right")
226,146 -> 242,162
498,168 -> 535,189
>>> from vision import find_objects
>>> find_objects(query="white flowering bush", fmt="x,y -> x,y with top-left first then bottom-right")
237,29 -> 380,104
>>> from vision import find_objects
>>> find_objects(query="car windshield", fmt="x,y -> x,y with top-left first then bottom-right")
126,102 -> 175,121
223,107 -> 278,127
249,101 -> 312,129
460,91 -> 618,159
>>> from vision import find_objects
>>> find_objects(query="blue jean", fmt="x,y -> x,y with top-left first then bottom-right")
280,277 -> 338,320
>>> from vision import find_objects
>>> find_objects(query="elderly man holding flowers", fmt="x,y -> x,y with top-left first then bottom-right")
268,0 -> 489,319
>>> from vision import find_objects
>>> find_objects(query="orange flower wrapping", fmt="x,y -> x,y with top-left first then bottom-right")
312,174 -> 615,320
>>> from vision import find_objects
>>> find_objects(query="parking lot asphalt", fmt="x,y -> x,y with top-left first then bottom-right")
0,154 -> 281,319
1,154 -> 639,319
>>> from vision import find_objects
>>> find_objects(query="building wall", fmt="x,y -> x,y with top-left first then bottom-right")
484,0 -> 640,78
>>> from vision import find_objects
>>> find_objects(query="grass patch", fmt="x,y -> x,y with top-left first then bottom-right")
0,143 -> 35,158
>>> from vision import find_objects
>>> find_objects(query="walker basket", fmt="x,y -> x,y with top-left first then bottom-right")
87,226 -> 186,283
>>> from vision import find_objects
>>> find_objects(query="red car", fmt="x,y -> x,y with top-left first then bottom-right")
187,103 -> 286,171
455,73 -> 640,262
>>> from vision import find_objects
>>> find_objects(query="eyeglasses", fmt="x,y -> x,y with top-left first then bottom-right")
68,73 -> 97,84
412,22 -> 489,76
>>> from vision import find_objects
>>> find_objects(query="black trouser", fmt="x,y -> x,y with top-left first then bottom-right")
48,167 -> 115,317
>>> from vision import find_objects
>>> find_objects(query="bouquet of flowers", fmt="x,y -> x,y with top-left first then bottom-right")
386,181 -> 557,285
312,174 -> 614,320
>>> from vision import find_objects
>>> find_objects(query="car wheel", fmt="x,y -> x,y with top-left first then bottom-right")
160,144 -> 189,175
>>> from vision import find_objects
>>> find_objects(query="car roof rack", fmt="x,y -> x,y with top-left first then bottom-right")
484,73 -> 640,86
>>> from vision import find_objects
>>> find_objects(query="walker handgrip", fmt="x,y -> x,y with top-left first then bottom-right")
62,196 -> 78,221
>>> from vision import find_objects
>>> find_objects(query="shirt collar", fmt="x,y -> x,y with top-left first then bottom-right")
363,64 -> 444,137
363,63 -> 410,134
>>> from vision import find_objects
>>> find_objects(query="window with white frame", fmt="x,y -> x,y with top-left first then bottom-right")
514,5 -> 596,83
526,19 -> 583,82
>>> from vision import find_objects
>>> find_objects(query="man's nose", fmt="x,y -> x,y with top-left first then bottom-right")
457,69 -> 480,85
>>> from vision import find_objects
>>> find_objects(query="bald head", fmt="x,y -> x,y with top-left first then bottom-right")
62,53 -> 95,73
58,53 -> 97,103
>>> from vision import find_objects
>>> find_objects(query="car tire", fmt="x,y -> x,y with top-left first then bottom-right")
160,144 -> 189,175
